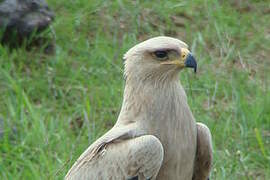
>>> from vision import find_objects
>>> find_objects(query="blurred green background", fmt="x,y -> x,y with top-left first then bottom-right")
0,0 -> 269,179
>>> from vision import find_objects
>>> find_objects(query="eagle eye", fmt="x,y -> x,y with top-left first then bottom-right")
154,51 -> 168,60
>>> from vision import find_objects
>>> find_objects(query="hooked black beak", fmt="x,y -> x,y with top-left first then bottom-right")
184,54 -> 197,73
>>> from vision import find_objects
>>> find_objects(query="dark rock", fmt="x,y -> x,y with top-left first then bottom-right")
0,0 -> 55,48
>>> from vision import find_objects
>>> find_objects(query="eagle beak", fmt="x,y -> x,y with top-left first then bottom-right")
180,48 -> 197,73
184,53 -> 197,73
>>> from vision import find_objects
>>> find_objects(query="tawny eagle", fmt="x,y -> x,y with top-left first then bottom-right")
65,36 -> 213,180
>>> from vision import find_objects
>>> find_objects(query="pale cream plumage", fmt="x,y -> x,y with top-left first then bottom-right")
65,36 -> 213,180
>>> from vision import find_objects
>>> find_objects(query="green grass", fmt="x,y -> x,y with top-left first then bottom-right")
0,0 -> 269,179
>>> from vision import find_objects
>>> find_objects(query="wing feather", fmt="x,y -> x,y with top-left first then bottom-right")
66,123 -> 144,178
193,122 -> 213,180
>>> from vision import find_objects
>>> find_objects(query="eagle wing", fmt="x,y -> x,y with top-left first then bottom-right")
65,123 -> 164,180
193,122 -> 213,180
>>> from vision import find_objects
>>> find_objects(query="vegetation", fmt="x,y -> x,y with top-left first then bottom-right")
0,0 -> 269,179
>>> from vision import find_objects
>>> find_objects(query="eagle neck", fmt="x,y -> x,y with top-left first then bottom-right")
116,77 -> 188,126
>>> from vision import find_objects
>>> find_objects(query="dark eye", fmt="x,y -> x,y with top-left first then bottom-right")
154,51 -> 168,60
